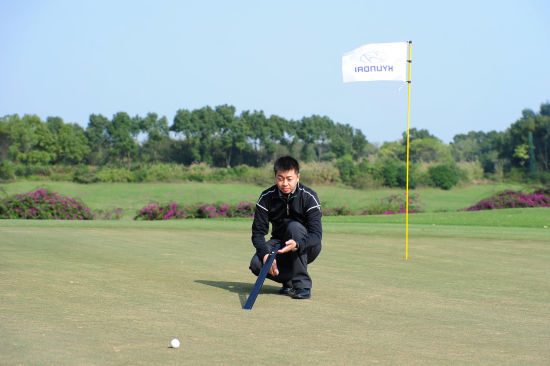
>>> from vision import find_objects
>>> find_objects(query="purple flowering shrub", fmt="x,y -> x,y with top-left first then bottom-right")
465,190 -> 550,211
134,201 -> 255,220
0,189 -> 93,220
231,201 -> 255,218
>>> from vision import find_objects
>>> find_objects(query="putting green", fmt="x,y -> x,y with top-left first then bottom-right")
1,216 -> 549,365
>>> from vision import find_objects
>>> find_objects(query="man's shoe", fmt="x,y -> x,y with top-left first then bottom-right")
291,288 -> 311,299
278,286 -> 294,296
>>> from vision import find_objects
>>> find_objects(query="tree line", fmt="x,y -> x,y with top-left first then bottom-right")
0,105 -> 366,169
0,102 -> 549,180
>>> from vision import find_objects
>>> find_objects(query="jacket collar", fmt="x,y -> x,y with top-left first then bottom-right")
277,183 -> 299,198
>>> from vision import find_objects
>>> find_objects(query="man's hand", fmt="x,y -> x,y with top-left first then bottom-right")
263,254 -> 279,276
278,239 -> 298,254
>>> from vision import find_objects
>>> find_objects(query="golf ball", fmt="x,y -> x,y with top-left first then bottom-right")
170,338 -> 181,348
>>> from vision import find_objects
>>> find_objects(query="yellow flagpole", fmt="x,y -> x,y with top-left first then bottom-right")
405,41 -> 412,260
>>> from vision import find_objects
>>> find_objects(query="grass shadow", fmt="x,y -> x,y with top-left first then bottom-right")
195,280 -> 280,307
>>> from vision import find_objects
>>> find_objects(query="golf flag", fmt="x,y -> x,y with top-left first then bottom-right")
342,42 -> 408,83
342,41 -> 413,260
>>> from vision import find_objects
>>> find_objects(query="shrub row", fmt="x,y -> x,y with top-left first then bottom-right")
1,160 -> 473,190
134,201 -> 255,220
335,156 -> 465,190
4,188 -> 547,221
136,193 -> 425,221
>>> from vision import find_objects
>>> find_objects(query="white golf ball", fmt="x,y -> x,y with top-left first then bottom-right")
170,338 -> 181,348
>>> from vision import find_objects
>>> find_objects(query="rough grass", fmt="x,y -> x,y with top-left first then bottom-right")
1,210 -> 549,365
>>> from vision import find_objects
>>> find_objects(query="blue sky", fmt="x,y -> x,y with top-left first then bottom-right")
1,0 -> 549,143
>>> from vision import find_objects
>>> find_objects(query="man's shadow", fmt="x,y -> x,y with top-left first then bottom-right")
195,280 -> 280,307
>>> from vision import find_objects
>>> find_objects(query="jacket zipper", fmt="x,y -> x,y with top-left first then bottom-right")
285,194 -> 290,216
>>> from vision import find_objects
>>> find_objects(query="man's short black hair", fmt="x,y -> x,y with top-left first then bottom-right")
273,156 -> 300,175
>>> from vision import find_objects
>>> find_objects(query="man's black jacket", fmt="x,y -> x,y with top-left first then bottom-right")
251,182 -> 322,258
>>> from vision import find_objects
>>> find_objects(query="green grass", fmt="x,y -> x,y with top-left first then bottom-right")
1,210 -> 549,365
327,207 -> 550,229
0,181 -> 527,219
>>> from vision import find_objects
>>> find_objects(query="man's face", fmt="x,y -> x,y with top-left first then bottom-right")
275,169 -> 299,195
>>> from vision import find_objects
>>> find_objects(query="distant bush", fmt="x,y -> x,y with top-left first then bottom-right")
0,160 -> 16,180
0,189 -> 93,220
322,193 -> 424,216
360,193 -> 424,215
464,190 -> 550,211
0,160 -> 503,188
335,155 -> 357,184
72,165 -> 94,183
428,164 -> 459,190
322,206 -> 354,216
457,161 -> 484,182
300,162 -> 340,185
371,159 -> 413,189
94,166 -> 135,182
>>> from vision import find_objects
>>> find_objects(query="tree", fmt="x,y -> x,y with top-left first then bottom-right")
496,103 -> 550,174
280,119 -> 299,156
266,114 -> 286,161
171,109 -> 193,139
170,106 -> 219,165
106,112 -> 139,168
329,123 -> 367,160
0,116 -> 10,160
351,128 -> 368,160
540,103 -> 550,117
46,116 -> 64,134
399,129 -> 452,163
378,141 -> 403,161
30,120 -> 56,164
451,130 -> 503,174
193,106 -> 217,164
410,138 -> 452,163
171,108 -> 200,164
86,114 -> 110,164
140,112 -> 169,143
7,114 -> 56,164
329,123 -> 353,159
451,131 -> 483,162
299,115 -> 334,162
226,115 -> 249,166
242,110 -> 269,165
139,113 -> 170,163
214,104 -> 239,167
57,124 -> 90,164
500,109 -> 534,169
296,115 -> 327,162
401,128 -> 436,143
533,103 -> 550,171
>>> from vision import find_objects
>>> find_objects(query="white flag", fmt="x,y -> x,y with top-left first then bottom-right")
342,42 -> 408,83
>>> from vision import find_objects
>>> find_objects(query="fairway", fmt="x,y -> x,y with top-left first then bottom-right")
0,218 -> 550,365
1,213 -> 549,365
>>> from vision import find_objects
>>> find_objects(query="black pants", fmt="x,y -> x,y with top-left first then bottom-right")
249,221 -> 321,289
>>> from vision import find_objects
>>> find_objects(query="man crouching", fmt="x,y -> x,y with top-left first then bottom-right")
249,156 -> 322,299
